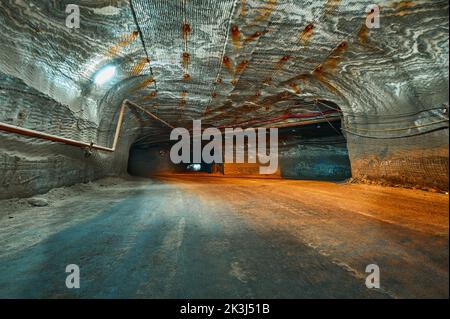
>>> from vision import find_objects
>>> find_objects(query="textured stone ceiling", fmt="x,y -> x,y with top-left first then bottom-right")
0,0 -> 448,145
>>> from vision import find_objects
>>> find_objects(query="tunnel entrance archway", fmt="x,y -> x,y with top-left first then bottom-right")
127,100 -> 351,181
127,142 -> 224,177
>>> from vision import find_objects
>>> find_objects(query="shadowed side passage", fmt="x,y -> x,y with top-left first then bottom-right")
0,176 -> 447,298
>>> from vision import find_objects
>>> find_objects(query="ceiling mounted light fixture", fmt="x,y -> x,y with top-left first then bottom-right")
94,65 -> 116,85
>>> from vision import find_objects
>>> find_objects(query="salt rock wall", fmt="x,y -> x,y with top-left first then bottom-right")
347,129 -> 449,191
0,74 -> 133,199
0,0 -> 448,196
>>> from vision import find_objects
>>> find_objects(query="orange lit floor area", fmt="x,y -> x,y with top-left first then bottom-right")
0,176 -> 448,298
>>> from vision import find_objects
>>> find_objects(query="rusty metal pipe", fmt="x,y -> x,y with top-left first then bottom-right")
0,100 -> 174,152
0,121 -> 115,152
124,99 -> 175,129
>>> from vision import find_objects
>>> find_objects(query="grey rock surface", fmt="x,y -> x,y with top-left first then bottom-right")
27,197 -> 49,207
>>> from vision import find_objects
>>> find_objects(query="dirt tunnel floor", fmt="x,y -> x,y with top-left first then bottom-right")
0,176 -> 448,298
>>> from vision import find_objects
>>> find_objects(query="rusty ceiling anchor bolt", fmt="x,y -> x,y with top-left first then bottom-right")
182,52 -> 190,67
231,25 -> 241,48
339,41 -> 347,48
263,76 -> 272,85
182,23 -> 191,40
244,30 -> 264,44
281,91 -> 290,99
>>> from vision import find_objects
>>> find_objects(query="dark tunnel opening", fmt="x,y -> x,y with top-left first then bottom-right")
127,101 -> 351,181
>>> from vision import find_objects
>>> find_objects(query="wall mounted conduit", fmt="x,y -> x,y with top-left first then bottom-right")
0,100 -> 174,152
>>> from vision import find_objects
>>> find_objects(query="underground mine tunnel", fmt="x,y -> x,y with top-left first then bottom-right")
0,0 -> 449,300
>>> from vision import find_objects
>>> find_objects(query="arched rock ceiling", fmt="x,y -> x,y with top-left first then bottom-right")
0,0 -> 448,144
